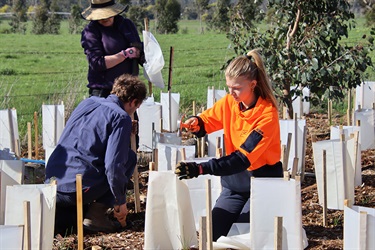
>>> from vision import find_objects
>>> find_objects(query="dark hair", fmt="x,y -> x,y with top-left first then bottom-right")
225,49 -> 278,108
111,74 -> 147,106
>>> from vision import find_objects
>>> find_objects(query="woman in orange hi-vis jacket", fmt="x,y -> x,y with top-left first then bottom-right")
175,49 -> 283,241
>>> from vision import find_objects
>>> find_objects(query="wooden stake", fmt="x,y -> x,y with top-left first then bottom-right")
344,199 -> 351,208
274,216 -> 283,250
34,112 -> 39,159
222,134 -> 226,157
291,157 -> 299,179
76,174 -> 84,250
23,201 -> 31,250
199,216 -> 207,250
322,150 -> 328,227
144,18 -> 153,97
283,133 -> 292,171
206,179 -> 213,250
200,107 -> 206,157
168,47 -> 174,132
179,147 -> 186,161
281,144 -> 287,171
149,162 -> 155,171
359,211 -> 368,250
347,89 -> 352,126
353,130 -> 360,175
282,105 -> 287,120
294,115 -> 298,157
215,136 -> 222,158
300,126 -> 308,182
131,115 -> 141,213
154,148 -> 158,171
283,171 -> 290,181
328,99 -> 332,125
27,122 -> 32,159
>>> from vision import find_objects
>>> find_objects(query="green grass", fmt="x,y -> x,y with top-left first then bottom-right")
0,18 -> 374,145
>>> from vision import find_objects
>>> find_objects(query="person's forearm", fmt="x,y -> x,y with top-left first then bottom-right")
104,52 -> 126,69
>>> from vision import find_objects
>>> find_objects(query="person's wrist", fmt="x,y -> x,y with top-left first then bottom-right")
198,164 -> 204,175
121,50 -> 127,59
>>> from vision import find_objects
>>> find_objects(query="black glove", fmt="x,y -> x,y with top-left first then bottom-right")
175,162 -> 201,180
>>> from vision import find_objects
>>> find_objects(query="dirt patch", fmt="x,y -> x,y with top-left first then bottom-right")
25,112 -> 374,250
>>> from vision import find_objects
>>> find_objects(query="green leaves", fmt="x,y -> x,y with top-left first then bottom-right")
226,0 -> 374,117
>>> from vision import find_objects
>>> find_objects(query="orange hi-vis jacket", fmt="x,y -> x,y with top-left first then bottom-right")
199,94 -> 281,171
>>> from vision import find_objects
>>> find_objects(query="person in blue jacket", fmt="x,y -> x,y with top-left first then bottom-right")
45,74 -> 147,235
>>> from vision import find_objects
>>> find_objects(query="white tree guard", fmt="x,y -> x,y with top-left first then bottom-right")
44,145 -> 56,166
138,96 -> 162,152
157,143 -> 195,171
0,109 -> 19,153
206,88 -> 227,157
161,92 -> 180,132
42,104 -> 65,149
344,205 -> 375,249
355,81 -> 375,110
5,184 -> 56,250
249,178 -> 307,250
207,88 -> 227,109
207,131 -> 224,157
312,138 -> 357,210
291,85 -> 310,118
153,132 -> 182,149
144,171 -> 198,249
0,225 -> 24,249
0,160 -> 23,225
215,178 -> 308,249
353,108 -> 375,150
279,119 -> 306,173
330,126 -> 362,186
182,157 -> 222,230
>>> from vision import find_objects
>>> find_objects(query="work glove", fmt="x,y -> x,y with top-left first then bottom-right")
175,162 -> 202,180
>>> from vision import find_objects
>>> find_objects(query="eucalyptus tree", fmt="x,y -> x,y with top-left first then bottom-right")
228,0 -> 374,118
155,0 -> 181,34
9,0 -> 27,33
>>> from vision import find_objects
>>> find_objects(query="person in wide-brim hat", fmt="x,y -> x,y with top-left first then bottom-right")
81,0 -> 128,21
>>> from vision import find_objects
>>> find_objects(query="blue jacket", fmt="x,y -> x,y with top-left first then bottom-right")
81,15 -> 142,89
45,95 -> 134,205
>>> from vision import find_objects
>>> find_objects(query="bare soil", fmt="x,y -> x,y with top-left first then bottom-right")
27,112 -> 374,250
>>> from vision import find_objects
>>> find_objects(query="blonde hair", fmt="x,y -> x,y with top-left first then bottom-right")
225,49 -> 278,108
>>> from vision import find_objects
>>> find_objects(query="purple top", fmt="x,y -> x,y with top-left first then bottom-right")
81,15 -> 142,90
45,95 -> 133,205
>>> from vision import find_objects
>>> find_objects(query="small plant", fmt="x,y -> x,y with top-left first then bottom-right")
181,27 -> 188,34
359,194 -> 375,205
0,68 -> 17,76
332,214 -> 343,227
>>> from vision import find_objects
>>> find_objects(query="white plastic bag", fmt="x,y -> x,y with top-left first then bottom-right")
142,30 -> 165,88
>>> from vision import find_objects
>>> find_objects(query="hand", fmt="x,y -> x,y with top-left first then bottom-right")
114,203 -> 128,227
175,161 -> 201,180
182,117 -> 200,133
131,120 -> 138,135
124,47 -> 140,59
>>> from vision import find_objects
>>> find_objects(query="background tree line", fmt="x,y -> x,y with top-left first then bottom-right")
1,0 -> 374,35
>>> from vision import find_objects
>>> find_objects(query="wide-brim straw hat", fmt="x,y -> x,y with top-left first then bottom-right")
81,0 -> 128,21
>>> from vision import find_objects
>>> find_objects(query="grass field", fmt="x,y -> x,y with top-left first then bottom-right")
0,17 -> 374,143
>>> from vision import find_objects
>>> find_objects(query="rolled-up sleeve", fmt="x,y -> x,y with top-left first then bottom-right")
81,25 -> 107,72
